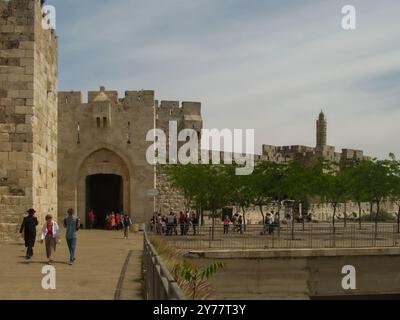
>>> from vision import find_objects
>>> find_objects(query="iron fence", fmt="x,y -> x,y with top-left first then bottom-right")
147,223 -> 400,250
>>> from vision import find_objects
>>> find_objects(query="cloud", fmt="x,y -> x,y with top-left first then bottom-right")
48,0 -> 400,159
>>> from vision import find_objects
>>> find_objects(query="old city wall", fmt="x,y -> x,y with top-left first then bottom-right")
0,0 -> 57,240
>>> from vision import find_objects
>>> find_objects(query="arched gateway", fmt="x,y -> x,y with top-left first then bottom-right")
76,149 -> 130,228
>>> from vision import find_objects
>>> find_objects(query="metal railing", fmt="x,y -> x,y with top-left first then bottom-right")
142,231 -> 186,300
147,223 -> 400,250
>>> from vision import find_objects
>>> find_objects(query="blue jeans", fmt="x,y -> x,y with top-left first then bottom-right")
66,238 -> 77,262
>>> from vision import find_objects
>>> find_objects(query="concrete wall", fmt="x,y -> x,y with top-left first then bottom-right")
0,0 -> 57,240
187,248 -> 400,299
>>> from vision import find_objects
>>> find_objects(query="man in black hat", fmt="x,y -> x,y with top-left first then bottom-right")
19,209 -> 39,259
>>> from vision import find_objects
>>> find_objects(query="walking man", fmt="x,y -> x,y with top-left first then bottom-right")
122,213 -> 132,239
19,208 -> 38,260
64,208 -> 80,265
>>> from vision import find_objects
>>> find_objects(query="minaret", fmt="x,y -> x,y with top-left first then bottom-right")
316,110 -> 327,149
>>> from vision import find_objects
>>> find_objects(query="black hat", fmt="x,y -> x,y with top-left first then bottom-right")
27,208 -> 36,214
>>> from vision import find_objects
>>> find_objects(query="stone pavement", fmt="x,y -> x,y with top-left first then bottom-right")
0,230 -> 143,300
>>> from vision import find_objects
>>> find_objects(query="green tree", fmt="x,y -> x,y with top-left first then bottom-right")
388,155 -> 400,233
225,164 -> 253,231
317,161 -> 350,229
364,159 -> 393,234
345,160 -> 371,230
281,160 -> 313,239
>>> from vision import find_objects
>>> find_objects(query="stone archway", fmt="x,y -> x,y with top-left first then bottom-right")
76,148 -> 131,228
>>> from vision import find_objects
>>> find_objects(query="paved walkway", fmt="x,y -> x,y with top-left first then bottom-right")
0,230 -> 143,300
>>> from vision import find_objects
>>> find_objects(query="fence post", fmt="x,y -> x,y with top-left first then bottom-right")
208,227 -> 212,249
272,229 -> 274,249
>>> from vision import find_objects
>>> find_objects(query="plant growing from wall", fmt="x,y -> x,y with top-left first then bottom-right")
175,261 -> 225,300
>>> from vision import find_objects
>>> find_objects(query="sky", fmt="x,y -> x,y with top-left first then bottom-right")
47,0 -> 400,159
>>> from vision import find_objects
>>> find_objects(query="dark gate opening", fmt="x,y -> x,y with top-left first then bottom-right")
86,174 -> 123,228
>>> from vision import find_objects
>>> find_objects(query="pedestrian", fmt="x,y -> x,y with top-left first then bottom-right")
110,212 -> 116,230
166,212 -> 175,236
184,211 -> 191,235
105,213 -> 110,230
266,213 -> 273,234
88,209 -> 95,229
156,214 -> 162,235
274,211 -> 280,232
237,215 -> 243,234
192,213 -> 199,235
161,215 -> 167,235
40,214 -> 60,265
172,212 -> 178,235
179,212 -> 186,235
115,212 -> 121,231
64,208 -> 80,265
121,214 -> 132,239
19,208 -> 39,260
223,215 -> 230,234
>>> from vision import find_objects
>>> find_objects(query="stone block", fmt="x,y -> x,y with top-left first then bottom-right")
0,124 -> 15,133
15,124 -> 30,133
0,142 -> 11,152
0,133 -> 9,141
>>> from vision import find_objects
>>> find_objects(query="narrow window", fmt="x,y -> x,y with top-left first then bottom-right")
103,117 -> 107,127
96,117 -> 100,127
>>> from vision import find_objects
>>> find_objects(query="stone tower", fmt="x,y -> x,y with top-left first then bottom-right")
316,110 -> 327,149
0,0 -> 58,240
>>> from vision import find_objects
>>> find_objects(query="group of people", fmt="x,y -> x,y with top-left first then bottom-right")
151,210 -> 248,236
19,208 -> 79,265
223,213 -> 244,234
88,210 -> 133,239
264,211 -> 281,234
151,210 -> 199,236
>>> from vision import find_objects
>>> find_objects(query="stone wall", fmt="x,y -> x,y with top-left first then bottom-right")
58,88 -> 155,224
155,168 -> 186,215
0,0 -> 57,240
32,0 -> 58,226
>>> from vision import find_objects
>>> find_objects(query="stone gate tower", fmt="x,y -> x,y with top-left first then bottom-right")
0,0 -> 58,240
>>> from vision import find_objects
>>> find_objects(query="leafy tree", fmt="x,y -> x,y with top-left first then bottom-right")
225,164 -> 253,231
388,155 -> 400,233
280,160 -> 313,239
345,160 -> 371,230
363,159 -> 393,233
317,161 -> 350,229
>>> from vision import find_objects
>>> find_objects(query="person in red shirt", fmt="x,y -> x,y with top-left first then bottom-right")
115,213 -> 121,231
88,210 -> 95,230
40,214 -> 60,265
179,212 -> 186,236
223,216 -> 231,235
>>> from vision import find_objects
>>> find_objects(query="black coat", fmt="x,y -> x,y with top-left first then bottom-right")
20,215 -> 38,247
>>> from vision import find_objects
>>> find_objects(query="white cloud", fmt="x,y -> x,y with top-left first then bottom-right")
50,0 -> 400,159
